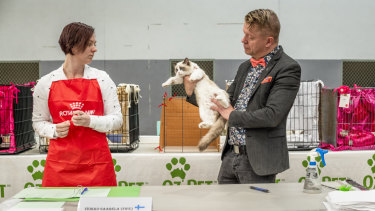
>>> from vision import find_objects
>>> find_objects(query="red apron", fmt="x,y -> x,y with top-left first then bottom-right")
42,78 -> 117,187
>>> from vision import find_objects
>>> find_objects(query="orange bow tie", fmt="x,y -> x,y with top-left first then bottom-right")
250,57 -> 266,67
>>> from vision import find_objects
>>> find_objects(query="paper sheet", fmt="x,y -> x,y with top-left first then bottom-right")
13,201 -> 64,208
13,188 -> 80,199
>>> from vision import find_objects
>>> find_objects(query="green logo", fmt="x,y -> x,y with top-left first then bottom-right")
24,159 -> 46,188
166,157 -> 190,180
302,155 -> 325,175
298,155 -> 346,183
113,158 -> 122,177
113,158 -> 147,187
0,184 -> 6,198
367,154 -> 375,174
162,157 -> 216,186
363,153 -> 375,189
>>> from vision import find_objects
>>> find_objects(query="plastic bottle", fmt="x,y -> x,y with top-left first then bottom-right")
303,148 -> 328,194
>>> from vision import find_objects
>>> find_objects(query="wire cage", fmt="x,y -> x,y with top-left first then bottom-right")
159,97 -> 220,153
38,83 -> 140,153
0,83 -> 36,154
225,80 -> 322,150
335,87 -> 375,150
286,80 -> 323,150
106,84 -> 140,152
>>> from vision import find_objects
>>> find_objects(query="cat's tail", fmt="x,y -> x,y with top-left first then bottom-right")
198,116 -> 226,152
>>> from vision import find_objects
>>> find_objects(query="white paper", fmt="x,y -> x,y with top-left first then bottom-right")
78,197 -> 152,211
339,94 -> 350,108
13,188 -> 80,199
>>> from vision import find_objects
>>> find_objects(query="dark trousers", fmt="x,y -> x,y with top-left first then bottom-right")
217,148 -> 276,184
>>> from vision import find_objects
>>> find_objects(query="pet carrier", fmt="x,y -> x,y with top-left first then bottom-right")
286,80 -> 323,150
106,84 -> 140,152
159,97 -> 220,153
320,85 -> 375,150
0,83 -> 36,154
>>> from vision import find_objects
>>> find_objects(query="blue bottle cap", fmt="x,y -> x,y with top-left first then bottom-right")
309,161 -> 317,165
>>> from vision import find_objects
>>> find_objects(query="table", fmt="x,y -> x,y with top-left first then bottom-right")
1,140 -> 375,203
1,183 -> 330,211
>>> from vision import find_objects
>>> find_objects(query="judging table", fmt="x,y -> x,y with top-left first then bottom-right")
1,138 -> 375,203
1,183 -> 330,211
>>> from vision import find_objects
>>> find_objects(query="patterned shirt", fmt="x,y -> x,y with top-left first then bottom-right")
228,45 -> 280,145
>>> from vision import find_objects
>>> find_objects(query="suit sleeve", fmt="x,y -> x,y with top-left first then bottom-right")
186,92 -> 198,106
228,62 -> 301,128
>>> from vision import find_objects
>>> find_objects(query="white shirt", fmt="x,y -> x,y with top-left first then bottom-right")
32,65 -> 123,138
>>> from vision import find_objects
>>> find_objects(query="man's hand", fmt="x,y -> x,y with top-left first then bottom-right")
71,110 -> 91,127
183,75 -> 198,96
56,121 -> 70,138
210,98 -> 234,120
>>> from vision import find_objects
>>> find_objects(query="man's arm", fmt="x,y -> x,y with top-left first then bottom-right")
184,76 -> 198,106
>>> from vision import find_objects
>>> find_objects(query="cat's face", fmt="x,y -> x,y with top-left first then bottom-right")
174,58 -> 198,76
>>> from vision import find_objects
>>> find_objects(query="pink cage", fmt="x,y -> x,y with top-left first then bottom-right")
320,86 -> 375,150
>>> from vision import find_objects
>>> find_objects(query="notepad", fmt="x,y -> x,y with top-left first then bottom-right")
12,201 -> 64,209
13,187 -> 111,202
13,188 -> 81,199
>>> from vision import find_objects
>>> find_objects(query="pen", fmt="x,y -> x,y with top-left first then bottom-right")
250,186 -> 269,193
81,187 -> 88,195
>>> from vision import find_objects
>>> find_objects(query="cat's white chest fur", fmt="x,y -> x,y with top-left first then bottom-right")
194,78 -> 230,128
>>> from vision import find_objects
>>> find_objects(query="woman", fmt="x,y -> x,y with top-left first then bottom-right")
32,22 -> 122,187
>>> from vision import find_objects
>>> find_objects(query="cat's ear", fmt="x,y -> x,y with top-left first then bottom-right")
183,58 -> 190,66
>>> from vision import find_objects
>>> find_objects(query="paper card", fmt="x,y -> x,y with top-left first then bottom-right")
12,201 -> 64,209
77,197 -> 152,211
339,94 -> 350,108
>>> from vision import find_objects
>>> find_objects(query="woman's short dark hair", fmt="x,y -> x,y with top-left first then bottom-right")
58,22 -> 95,55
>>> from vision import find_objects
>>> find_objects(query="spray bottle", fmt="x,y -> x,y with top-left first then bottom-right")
303,148 -> 328,193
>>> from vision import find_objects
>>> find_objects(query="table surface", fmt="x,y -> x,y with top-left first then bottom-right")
2,183 -> 330,211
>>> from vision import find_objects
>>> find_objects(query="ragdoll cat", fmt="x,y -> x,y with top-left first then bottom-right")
162,58 -> 230,151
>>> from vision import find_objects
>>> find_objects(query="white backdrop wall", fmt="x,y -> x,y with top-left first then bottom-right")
0,0 -> 375,61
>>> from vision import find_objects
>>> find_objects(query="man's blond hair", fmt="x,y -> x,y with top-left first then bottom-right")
245,9 -> 280,42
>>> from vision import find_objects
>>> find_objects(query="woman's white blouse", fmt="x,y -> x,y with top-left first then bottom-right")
32,65 -> 123,138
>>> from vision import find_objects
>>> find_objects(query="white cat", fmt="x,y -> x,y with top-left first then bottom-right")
162,58 -> 230,151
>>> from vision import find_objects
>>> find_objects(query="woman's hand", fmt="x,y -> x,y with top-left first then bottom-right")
71,111 -> 91,127
56,121 -> 70,138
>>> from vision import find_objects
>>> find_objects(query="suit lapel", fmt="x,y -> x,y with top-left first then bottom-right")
233,61 -> 251,104
248,47 -> 283,101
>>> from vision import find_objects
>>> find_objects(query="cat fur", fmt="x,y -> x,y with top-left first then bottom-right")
162,58 -> 230,151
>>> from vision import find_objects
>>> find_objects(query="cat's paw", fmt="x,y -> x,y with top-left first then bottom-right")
162,82 -> 169,87
198,122 -> 211,129
215,95 -> 230,108
198,141 -> 209,152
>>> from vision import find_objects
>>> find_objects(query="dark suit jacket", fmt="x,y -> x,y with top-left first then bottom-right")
187,46 -> 301,176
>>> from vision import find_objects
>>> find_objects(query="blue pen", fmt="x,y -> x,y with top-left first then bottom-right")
250,186 -> 270,193
81,187 -> 88,195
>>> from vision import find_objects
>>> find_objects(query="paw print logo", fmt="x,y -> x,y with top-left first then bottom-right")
367,154 -> 375,174
166,157 -> 190,180
113,158 -> 122,177
302,156 -> 325,175
27,160 -> 46,181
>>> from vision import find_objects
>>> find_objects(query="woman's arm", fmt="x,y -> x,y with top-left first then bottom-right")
89,73 -> 123,133
32,78 -> 57,139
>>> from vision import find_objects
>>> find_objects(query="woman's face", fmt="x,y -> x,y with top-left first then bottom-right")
73,34 -> 97,64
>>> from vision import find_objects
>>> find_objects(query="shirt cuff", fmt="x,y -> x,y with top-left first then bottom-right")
89,115 -> 98,130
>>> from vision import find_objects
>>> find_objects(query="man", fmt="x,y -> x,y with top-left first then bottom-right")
185,9 -> 301,184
